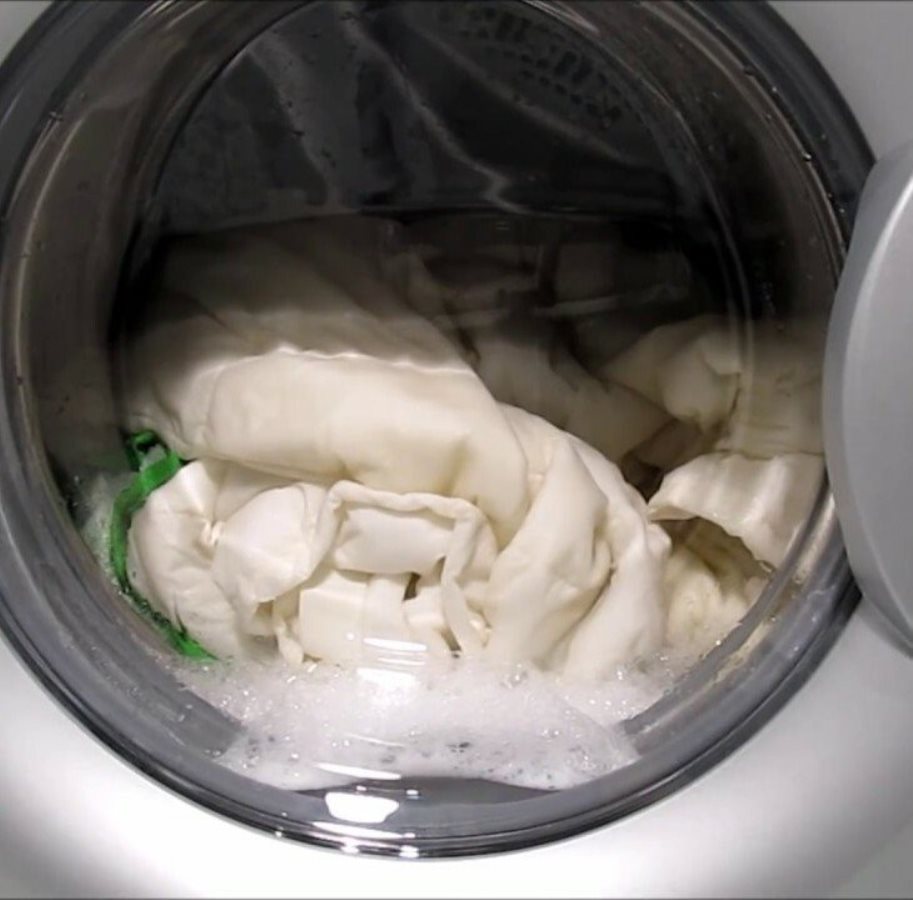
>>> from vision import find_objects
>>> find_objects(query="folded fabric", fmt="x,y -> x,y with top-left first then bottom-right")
648,452 -> 822,569
482,407 -> 670,677
127,404 -> 670,675
648,451 -> 820,651
605,316 -> 823,457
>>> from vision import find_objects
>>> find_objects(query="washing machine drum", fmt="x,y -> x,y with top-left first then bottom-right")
0,0 -> 901,856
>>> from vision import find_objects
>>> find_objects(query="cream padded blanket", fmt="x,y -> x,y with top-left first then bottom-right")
122,219 -> 822,672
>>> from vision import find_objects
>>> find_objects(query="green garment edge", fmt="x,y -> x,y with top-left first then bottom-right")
109,430 -> 215,660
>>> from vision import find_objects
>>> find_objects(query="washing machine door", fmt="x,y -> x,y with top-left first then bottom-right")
826,141 -> 913,646
0,0 -> 880,861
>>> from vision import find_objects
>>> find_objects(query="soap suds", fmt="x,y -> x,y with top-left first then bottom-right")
168,651 -> 691,791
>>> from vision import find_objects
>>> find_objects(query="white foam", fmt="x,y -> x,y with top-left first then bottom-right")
169,651 -> 689,791
77,470 -> 132,576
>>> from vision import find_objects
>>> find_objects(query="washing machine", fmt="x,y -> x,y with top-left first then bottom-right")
0,1 -> 912,896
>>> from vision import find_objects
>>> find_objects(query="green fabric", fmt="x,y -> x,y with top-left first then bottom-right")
109,432 -> 215,660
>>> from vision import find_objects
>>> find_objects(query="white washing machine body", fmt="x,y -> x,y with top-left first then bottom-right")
1,2 -> 912,897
